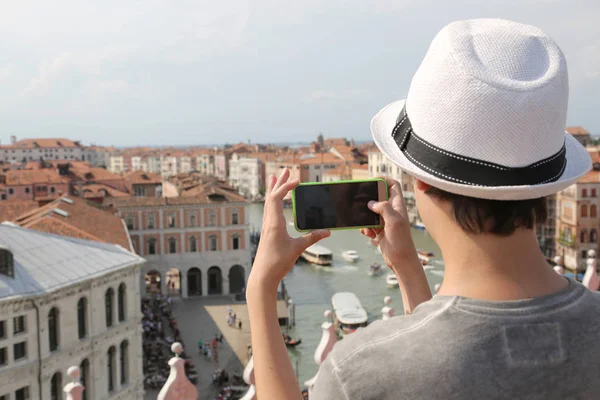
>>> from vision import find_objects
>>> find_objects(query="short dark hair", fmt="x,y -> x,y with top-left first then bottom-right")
425,187 -> 547,236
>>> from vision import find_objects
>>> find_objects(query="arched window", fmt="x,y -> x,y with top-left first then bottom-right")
592,205 -> 597,218
189,236 -> 197,252
0,248 -> 14,278
209,235 -> 218,251
167,214 -> 176,228
126,216 -> 134,230
147,214 -> 155,229
77,298 -> 87,339
209,211 -> 217,226
105,288 -> 114,328
118,283 -> 126,322
120,340 -> 129,384
232,210 -> 239,225
189,214 -> 197,227
107,346 -> 116,392
580,230 -> 588,244
148,238 -> 157,255
591,229 -> 598,243
582,204 -> 588,217
168,237 -> 177,254
232,235 -> 240,250
48,307 -> 59,352
51,372 -> 62,400
80,359 -> 89,400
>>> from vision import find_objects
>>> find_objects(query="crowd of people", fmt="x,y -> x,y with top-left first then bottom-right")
141,295 -> 198,390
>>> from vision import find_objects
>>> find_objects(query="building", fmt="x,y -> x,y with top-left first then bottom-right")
195,151 -> 216,177
351,163 -> 370,180
0,170 -> 70,202
567,126 -> 592,147
108,154 -> 125,174
299,153 -> 346,183
0,138 -> 84,164
555,168 -> 600,271
537,195 -> 558,259
83,146 -> 111,168
124,170 -> 163,198
228,153 -> 263,199
322,164 -> 353,182
107,183 -> 251,298
214,153 -> 230,181
0,223 -> 145,400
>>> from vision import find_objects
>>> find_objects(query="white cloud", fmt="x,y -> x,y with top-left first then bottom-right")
0,65 -> 14,84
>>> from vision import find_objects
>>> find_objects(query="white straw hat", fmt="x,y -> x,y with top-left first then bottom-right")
371,19 -> 591,200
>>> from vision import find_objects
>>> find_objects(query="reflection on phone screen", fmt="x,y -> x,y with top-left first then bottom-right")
295,182 -> 380,230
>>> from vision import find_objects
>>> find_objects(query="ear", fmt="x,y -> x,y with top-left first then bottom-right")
415,179 -> 431,192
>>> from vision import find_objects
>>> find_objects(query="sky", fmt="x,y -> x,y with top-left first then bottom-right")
0,0 -> 598,147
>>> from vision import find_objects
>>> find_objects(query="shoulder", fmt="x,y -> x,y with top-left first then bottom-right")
328,297 -> 454,369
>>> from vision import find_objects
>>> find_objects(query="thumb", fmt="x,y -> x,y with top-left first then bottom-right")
368,200 -> 396,221
295,229 -> 331,251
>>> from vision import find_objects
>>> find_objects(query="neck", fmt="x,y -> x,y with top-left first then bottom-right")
436,227 -> 567,301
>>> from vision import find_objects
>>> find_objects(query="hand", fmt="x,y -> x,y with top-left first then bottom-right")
248,168 -> 330,292
361,177 -> 418,271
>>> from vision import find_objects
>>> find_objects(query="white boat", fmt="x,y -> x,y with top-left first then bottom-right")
302,244 -> 333,266
386,273 -> 399,288
412,221 -> 426,230
417,249 -> 435,265
341,250 -> 360,263
331,292 -> 368,336
368,263 -> 383,276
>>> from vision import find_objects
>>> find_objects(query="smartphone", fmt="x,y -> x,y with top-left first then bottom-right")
292,179 -> 389,231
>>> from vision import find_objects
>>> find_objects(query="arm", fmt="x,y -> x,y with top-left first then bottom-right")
247,169 -> 330,400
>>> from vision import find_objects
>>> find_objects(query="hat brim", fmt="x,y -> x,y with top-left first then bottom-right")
371,99 -> 592,200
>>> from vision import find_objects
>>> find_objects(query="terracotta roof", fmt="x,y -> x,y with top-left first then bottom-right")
299,153 -> 345,165
69,165 -> 123,182
0,199 -> 39,222
352,163 -> 369,170
124,170 -> 162,185
1,138 -> 82,149
3,169 -> 68,185
13,196 -> 132,250
111,183 -> 247,207
579,170 -> 600,183
323,163 -> 353,177
78,183 -> 130,198
567,126 -> 590,136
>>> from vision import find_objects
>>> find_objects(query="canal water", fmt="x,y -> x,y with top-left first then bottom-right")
247,203 -> 444,385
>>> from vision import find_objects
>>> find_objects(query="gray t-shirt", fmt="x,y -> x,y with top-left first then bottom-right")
312,278 -> 600,399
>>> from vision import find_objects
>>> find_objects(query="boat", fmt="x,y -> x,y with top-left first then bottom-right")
341,250 -> 360,263
386,273 -> 399,288
301,244 -> 333,266
412,221 -> 426,230
331,292 -> 368,336
368,263 -> 383,276
417,249 -> 435,265
283,333 -> 302,347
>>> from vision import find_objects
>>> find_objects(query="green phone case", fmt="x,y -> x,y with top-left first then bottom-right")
291,178 -> 390,232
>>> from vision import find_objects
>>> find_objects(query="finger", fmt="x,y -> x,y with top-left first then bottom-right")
295,229 -> 330,251
360,228 -> 377,239
266,174 -> 277,196
273,179 -> 299,199
273,168 -> 290,191
368,200 -> 398,221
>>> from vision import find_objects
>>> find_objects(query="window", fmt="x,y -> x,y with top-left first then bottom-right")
126,216 -> 134,230
50,372 -> 61,400
50,187 -> 55,194
48,308 -> 59,352
582,189 -> 588,197
147,214 -> 155,229
15,387 -> 29,400
582,250 -> 588,259
25,188 -> 30,194
209,235 -> 218,251
189,214 -> 196,227
168,237 -> 177,254
0,320 -> 4,339
591,229 -> 598,243
232,211 -> 239,225
8,189 -> 13,195
148,239 -> 156,255
134,186 -> 146,197
209,212 -> 217,227
581,230 -> 588,244
592,205 -> 597,218
77,298 -> 87,339
582,204 -> 588,217
232,235 -> 240,250
13,342 -> 26,360
118,283 -> 126,322
13,316 -> 25,335
105,288 -> 114,328
120,341 -> 129,384
0,195 -> 5,200
167,214 -> 176,228
80,359 -> 89,400
593,189 -> 597,198
189,236 -> 197,252
0,347 -> 6,366
0,250 -> 12,277
107,346 -> 116,392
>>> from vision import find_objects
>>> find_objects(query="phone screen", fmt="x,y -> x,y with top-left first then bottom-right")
294,181 -> 382,230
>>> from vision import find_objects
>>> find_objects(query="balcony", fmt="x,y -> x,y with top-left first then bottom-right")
558,237 -> 575,247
